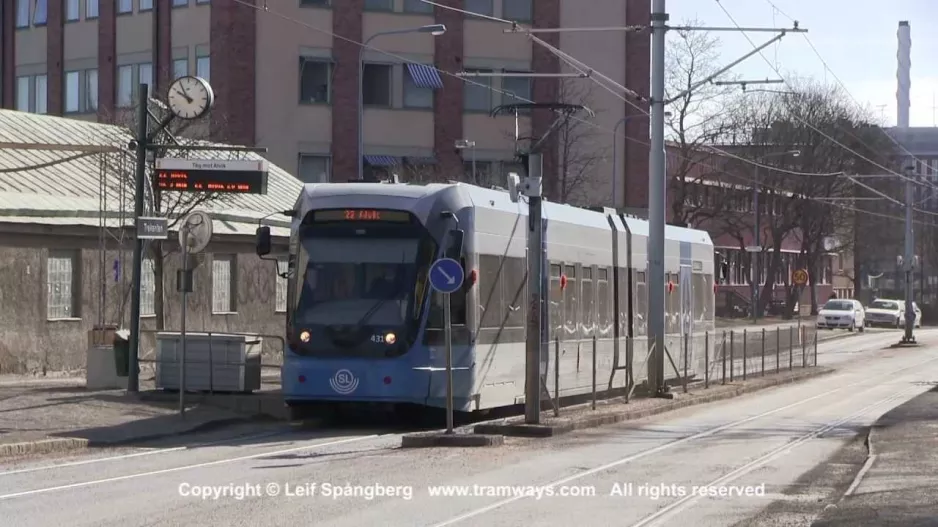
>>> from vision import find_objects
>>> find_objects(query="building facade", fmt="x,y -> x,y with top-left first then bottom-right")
0,0 -> 652,207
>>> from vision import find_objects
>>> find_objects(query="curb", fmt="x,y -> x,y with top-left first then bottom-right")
0,416 -> 253,459
401,433 -> 504,448
474,367 -> 835,438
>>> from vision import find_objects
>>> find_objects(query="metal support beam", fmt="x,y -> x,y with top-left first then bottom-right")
648,0 -> 668,397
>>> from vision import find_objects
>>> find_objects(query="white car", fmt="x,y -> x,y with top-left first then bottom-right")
817,299 -> 865,332
864,298 -> 922,328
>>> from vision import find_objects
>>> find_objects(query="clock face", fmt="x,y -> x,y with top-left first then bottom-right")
167,76 -> 214,120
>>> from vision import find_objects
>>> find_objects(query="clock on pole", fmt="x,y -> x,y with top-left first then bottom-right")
167,76 -> 214,120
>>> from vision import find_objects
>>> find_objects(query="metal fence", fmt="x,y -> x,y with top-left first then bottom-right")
540,324 -> 820,416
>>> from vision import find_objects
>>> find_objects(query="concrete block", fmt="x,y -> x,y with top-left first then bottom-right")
474,419 -> 575,437
85,346 -> 128,390
401,432 -> 504,448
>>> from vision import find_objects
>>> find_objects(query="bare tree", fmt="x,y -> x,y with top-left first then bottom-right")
554,79 -> 609,205
721,80 -> 898,316
665,19 -> 737,226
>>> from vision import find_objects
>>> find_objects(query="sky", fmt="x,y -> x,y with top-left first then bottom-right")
666,0 -> 938,127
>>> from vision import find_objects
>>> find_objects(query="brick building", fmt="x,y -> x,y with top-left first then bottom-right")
0,0 -> 652,207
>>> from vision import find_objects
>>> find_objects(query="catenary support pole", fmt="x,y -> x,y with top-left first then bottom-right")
903,164 -> 916,343
647,0 -> 668,397
127,83 -> 149,393
524,153 -> 544,424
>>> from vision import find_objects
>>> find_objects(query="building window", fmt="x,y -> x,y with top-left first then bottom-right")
275,258 -> 288,313
173,0 -> 188,6
85,69 -> 98,111
364,0 -> 392,10
403,66 -> 434,109
33,0 -> 47,24
464,0 -> 492,16
137,62 -> 153,101
299,58 -> 332,104
65,71 -> 80,113
298,154 -> 331,183
34,75 -> 47,114
118,0 -> 132,13
502,72 -> 531,105
362,63 -> 392,107
196,0 -> 209,4
47,251 -> 78,320
140,0 -> 154,10
15,0 -> 29,27
86,0 -> 99,18
173,58 -> 188,79
15,76 -> 29,111
300,0 -> 329,6
66,0 -> 79,20
141,258 -> 155,316
403,0 -> 433,13
502,0 -> 531,21
196,56 -> 210,82
212,254 -> 237,313
117,65 -> 133,107
463,69 -> 492,112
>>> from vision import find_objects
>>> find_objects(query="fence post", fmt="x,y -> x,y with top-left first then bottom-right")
802,327 -> 807,368
683,334 -> 688,393
721,330 -> 727,385
705,331 -> 710,389
554,337 -> 560,417
742,329 -> 748,381
730,330 -> 735,382
208,331 -> 214,395
814,329 -> 818,366
591,335 -> 597,410
761,328 -> 766,377
776,327 -> 780,374
789,326 -> 794,371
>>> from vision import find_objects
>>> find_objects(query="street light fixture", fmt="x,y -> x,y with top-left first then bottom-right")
751,149 -> 800,322
359,24 -> 447,180
455,139 -> 477,183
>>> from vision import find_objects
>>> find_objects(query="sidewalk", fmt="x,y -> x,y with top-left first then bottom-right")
812,386 -> 938,526
0,378 -> 254,458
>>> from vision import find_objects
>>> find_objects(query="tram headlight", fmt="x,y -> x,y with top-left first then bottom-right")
299,330 -> 311,343
384,332 -> 397,344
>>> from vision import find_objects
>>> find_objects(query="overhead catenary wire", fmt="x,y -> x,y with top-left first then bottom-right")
234,0 -> 915,225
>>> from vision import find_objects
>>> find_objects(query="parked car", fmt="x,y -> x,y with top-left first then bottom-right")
816,298 -> 865,332
864,298 -> 922,328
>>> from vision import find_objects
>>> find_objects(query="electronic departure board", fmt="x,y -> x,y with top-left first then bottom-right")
312,209 -> 411,222
154,158 -> 269,195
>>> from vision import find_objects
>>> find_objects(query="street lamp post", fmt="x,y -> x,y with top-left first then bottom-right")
455,139 -> 476,183
751,149 -> 800,322
359,24 -> 446,181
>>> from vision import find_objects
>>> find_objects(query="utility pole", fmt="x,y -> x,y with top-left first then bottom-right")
901,163 -> 917,344
648,0 -> 668,396
524,153 -> 544,424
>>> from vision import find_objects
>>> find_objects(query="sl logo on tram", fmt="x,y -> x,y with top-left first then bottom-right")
329,369 -> 359,395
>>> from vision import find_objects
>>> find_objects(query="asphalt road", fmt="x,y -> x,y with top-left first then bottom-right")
0,328 -> 935,527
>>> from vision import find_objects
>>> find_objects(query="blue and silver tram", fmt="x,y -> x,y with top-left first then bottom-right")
255,180 -> 716,418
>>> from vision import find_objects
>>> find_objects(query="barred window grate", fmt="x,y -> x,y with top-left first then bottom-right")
212,255 -> 235,313
141,258 -> 155,316
47,255 -> 74,319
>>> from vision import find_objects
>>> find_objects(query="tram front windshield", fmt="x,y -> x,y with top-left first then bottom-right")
293,234 -> 428,355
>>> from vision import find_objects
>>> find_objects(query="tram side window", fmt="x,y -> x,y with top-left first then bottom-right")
426,257 -> 468,328
580,267 -> 594,338
503,257 -> 526,328
563,265 -> 578,340
597,268 -> 610,335
549,264 -> 562,340
634,271 -> 647,337
703,274 -> 715,321
693,273 -> 706,320
478,254 -> 505,329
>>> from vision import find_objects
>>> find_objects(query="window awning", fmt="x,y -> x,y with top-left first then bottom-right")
406,63 -> 444,90
363,155 -> 401,167
406,156 -> 437,165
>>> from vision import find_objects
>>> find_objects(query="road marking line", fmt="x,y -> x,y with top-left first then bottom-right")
0,434 -> 380,500
0,429 -> 288,477
430,352 -> 938,527
631,385 -> 920,527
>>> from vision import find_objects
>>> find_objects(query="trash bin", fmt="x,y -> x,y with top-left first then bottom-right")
113,329 -> 130,377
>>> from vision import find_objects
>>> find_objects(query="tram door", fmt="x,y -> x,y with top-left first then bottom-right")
680,265 -> 694,355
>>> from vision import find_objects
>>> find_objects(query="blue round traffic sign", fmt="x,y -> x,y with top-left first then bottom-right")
429,258 -> 464,294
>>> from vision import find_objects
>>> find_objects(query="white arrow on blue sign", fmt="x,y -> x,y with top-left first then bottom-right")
429,258 -> 464,294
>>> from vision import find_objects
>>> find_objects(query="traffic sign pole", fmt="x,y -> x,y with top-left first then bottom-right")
428,257 -> 464,435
